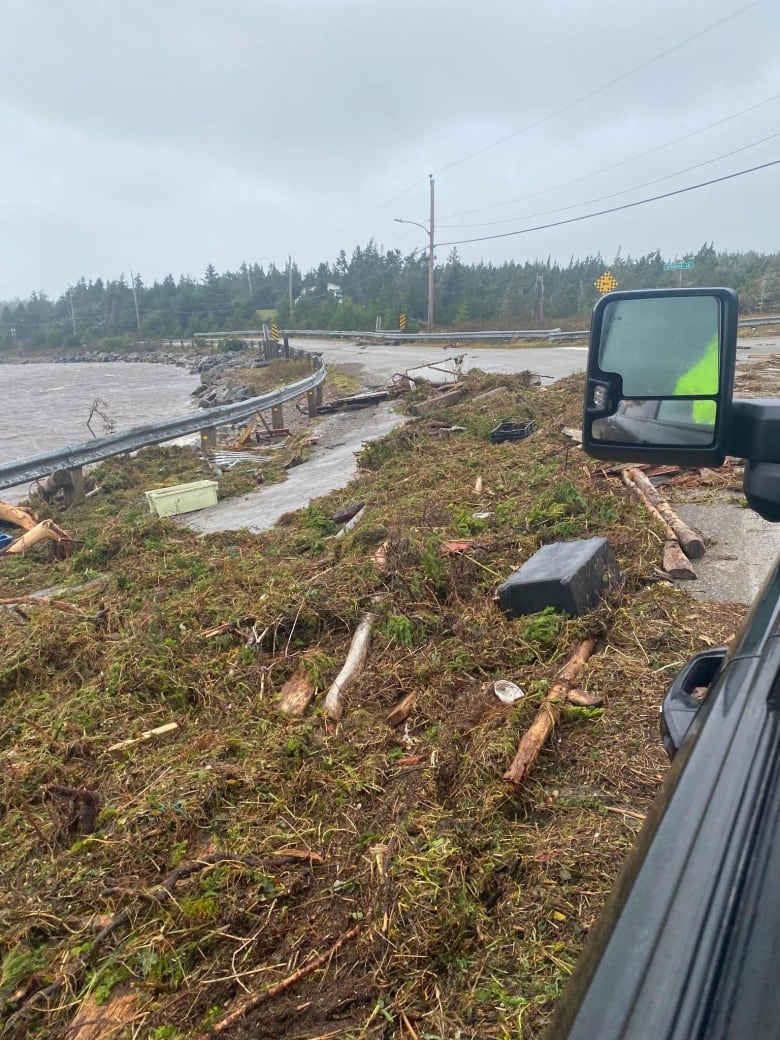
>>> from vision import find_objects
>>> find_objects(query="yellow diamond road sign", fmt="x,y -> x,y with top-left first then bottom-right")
594,272 -> 618,294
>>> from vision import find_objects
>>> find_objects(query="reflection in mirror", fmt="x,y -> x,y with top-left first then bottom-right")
592,399 -> 718,447
599,295 -> 719,397
592,294 -> 719,448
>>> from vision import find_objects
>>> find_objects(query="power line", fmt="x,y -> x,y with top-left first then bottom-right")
435,0 -> 762,175
438,91 -> 780,221
438,130 -> 780,229
434,157 -> 780,247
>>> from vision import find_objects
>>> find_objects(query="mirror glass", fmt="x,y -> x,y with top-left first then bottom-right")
591,294 -> 719,447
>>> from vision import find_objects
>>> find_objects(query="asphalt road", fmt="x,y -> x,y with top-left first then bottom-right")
288,336 -> 589,385
185,334 -> 780,605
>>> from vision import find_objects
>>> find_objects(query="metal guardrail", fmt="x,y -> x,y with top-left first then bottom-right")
0,358 -> 325,491
196,328 -> 565,343
195,317 -> 780,345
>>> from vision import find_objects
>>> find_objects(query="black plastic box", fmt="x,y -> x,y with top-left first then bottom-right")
498,536 -> 620,618
489,419 -> 536,444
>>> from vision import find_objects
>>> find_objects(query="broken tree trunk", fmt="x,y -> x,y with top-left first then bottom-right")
504,638 -> 597,786
627,468 -> 705,559
278,667 -> 316,716
622,471 -> 697,579
323,609 -> 377,721
5,519 -> 74,557
0,501 -> 38,531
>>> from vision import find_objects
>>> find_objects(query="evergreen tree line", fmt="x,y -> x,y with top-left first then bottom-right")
3,242 -> 780,353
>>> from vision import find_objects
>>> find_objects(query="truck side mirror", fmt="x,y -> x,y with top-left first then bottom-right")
583,288 -> 739,468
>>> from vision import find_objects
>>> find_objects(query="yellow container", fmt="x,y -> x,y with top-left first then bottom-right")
145,479 -> 218,518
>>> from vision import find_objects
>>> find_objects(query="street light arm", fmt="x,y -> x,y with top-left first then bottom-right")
394,217 -> 430,235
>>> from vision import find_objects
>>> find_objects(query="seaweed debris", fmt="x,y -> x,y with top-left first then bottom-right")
0,369 -> 743,1039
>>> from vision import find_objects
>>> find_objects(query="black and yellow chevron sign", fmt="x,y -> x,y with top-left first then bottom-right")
270,323 -> 279,340
594,272 -> 618,294
399,313 -> 406,331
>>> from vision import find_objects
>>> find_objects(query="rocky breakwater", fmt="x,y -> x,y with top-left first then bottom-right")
192,352 -> 274,409
53,349 -> 198,368
50,346 -> 281,410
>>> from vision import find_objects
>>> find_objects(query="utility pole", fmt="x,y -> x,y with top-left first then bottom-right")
428,174 -> 435,332
129,271 -> 142,335
67,289 -> 75,336
394,175 -> 435,331
288,255 -> 293,311
245,263 -> 253,296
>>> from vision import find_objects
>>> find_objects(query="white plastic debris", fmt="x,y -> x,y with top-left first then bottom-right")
493,679 -> 525,704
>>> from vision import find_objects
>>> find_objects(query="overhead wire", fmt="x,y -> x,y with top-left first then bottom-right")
434,0 -> 762,174
438,91 -> 780,220
437,130 -> 780,229
434,157 -> 780,247
284,1 -> 764,266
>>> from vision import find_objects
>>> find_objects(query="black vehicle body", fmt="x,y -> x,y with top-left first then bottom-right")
548,288 -> 780,1039
550,560 -> 780,1038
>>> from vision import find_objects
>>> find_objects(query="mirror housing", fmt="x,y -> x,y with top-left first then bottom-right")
583,288 -> 738,468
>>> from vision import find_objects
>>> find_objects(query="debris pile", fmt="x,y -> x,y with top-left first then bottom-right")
0,369 -> 745,1039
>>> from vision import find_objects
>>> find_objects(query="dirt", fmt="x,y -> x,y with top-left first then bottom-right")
0,367 -> 748,1039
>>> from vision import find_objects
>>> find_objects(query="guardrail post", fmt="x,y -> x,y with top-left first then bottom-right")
283,335 -> 290,360
307,388 -> 318,417
271,404 -> 284,431
65,466 -> 85,506
200,427 -> 217,450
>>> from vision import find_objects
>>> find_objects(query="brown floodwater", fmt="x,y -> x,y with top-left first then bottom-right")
0,361 -> 199,500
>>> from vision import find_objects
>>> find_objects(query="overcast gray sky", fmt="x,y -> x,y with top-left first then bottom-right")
1,0 -> 778,300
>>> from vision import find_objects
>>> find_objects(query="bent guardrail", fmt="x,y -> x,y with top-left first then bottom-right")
0,359 -> 325,491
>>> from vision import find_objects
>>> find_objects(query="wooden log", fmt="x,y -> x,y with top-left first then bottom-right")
622,472 -> 696,578
386,692 -> 416,727
566,687 -> 603,707
278,667 -> 316,716
662,539 -> 697,580
0,502 -> 38,531
407,386 -> 466,416
627,468 -> 705,559
323,610 -> 377,721
622,471 -> 675,540
5,520 -> 68,555
504,639 -> 597,785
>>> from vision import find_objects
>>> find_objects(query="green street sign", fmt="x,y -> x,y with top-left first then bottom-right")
663,261 -> 694,271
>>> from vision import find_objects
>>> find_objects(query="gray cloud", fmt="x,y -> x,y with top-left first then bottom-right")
1,0 -> 778,298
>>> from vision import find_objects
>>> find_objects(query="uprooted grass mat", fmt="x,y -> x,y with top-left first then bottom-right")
0,371 -> 743,1039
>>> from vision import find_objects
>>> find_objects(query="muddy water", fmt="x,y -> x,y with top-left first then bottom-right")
0,362 -> 199,500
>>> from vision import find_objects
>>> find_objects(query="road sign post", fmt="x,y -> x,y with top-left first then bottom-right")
663,260 -> 694,286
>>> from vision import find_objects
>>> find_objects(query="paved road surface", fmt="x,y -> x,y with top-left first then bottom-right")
289,336 -> 589,385
183,334 -> 780,605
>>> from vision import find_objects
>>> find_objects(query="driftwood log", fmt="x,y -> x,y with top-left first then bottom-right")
626,468 -> 705,559
504,639 -> 597,785
323,609 -> 377,721
621,471 -> 696,580
0,501 -> 38,531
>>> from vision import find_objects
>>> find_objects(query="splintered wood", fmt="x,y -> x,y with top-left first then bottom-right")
504,639 -> 597,786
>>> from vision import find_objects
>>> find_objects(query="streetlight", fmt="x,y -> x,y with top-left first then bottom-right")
395,174 -> 435,332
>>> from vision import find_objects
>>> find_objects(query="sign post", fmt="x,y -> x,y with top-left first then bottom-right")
663,261 -> 695,286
